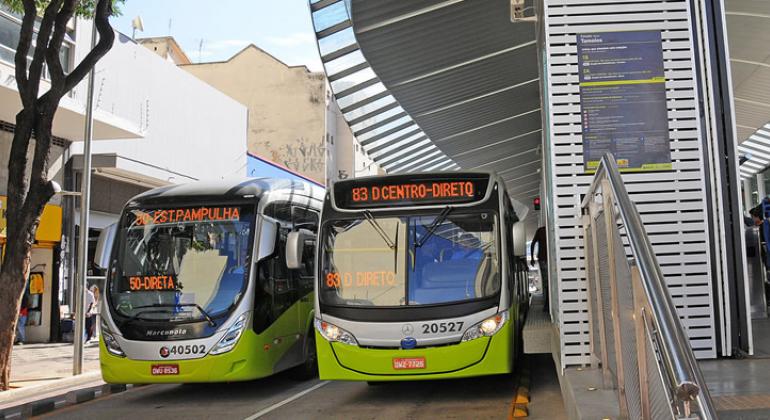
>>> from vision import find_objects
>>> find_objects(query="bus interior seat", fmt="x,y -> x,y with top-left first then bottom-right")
413,260 -> 479,303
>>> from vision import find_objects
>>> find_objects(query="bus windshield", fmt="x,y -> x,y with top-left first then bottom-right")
320,210 -> 499,307
109,205 -> 254,324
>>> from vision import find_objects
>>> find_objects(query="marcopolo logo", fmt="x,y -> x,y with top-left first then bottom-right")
159,346 -> 170,358
146,328 -> 188,337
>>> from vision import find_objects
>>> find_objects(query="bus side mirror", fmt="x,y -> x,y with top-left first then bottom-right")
94,223 -> 118,270
258,219 -> 278,261
286,229 -> 313,270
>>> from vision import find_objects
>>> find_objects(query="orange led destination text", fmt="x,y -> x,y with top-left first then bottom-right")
135,207 -> 240,226
351,181 -> 475,203
326,271 -> 397,288
129,275 -> 177,291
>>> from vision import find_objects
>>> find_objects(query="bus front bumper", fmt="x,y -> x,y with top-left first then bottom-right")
316,324 -> 513,381
99,331 -> 275,384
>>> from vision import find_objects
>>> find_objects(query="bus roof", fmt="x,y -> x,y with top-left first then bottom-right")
126,177 -> 325,207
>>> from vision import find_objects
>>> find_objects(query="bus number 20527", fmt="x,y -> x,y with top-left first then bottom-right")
421,322 -> 464,334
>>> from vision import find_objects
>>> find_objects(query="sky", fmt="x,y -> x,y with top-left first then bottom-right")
111,0 -> 323,71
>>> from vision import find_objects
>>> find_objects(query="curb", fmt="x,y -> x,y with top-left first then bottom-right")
0,381 -> 141,419
0,371 -> 102,406
509,363 -> 531,419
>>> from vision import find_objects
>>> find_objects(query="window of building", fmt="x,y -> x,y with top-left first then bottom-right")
0,5 -> 74,76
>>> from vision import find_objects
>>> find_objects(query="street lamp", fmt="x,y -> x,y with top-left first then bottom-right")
51,181 -> 82,197
67,19 -> 99,376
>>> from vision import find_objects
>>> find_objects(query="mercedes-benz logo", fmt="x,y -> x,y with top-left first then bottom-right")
401,324 -> 414,335
159,346 -> 170,358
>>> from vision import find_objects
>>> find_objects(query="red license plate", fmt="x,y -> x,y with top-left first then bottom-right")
151,364 -> 179,375
392,357 -> 426,370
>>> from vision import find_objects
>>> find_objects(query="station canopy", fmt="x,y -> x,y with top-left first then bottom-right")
310,0 -> 540,214
726,0 -> 770,179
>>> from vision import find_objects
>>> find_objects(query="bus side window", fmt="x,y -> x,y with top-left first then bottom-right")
504,193 -> 517,301
291,206 -> 319,297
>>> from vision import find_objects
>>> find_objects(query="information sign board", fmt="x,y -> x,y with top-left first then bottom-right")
577,31 -> 672,172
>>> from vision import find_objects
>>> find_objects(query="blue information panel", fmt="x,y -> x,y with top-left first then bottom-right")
577,31 -> 672,172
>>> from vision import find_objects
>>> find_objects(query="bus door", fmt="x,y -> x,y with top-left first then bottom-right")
290,206 -> 319,336
259,202 -> 301,357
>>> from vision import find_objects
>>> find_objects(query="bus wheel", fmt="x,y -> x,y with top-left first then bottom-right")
291,330 -> 318,380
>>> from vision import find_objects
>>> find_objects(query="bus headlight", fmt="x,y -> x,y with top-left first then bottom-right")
210,313 -> 248,355
461,312 -> 508,342
100,319 -> 125,357
315,319 -> 358,346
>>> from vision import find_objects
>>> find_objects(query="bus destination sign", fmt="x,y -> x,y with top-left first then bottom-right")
131,207 -> 241,226
335,175 -> 488,209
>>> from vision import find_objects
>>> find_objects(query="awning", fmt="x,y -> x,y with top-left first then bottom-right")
70,153 -> 192,189
74,211 -> 119,230
726,0 -> 770,178
311,0 -> 541,209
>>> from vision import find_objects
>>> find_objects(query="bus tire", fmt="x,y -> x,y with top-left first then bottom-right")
290,330 -> 318,380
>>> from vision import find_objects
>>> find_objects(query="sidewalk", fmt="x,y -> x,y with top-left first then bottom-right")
9,341 -> 100,389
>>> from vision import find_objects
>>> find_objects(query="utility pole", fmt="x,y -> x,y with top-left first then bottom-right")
73,19 -> 97,376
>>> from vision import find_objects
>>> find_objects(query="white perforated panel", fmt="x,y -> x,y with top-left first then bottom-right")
542,0 -> 717,367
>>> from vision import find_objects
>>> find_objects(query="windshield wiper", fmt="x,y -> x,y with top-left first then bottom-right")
127,309 -> 174,323
362,210 -> 399,274
363,210 -> 395,249
129,303 -> 215,326
416,206 -> 453,248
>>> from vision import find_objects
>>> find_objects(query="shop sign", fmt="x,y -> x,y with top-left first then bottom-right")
0,196 -> 63,242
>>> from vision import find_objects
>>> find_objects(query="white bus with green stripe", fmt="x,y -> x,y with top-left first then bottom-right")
97,178 -> 323,383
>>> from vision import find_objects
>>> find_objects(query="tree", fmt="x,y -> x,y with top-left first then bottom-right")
0,0 -> 119,390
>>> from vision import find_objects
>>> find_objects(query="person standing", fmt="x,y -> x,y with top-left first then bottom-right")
84,286 -> 96,342
530,226 -> 549,312
88,285 -> 100,341
15,295 -> 28,345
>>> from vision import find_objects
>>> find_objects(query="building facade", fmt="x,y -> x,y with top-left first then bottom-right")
174,43 -> 379,185
0,9 -> 247,342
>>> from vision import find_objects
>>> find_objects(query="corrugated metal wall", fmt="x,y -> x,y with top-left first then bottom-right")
541,0 -> 718,367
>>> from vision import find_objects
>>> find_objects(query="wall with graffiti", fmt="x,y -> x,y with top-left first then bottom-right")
181,45 -> 335,184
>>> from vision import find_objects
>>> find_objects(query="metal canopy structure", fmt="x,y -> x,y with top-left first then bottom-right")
726,0 -> 770,179
310,0 -> 541,208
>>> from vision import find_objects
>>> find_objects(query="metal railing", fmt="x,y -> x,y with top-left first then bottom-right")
581,154 -> 717,419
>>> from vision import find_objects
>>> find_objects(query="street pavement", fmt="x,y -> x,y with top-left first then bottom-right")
40,354 -> 566,420
9,342 -> 100,389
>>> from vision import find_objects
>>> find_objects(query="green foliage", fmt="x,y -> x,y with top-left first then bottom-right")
0,0 -> 124,17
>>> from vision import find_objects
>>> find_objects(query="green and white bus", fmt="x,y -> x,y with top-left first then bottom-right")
314,172 -> 529,381
97,178 -> 323,383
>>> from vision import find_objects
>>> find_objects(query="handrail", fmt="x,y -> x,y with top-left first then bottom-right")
581,153 -> 717,419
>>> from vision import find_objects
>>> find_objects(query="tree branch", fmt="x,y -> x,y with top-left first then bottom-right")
27,0 -> 65,101
22,116 -> 57,225
14,0 -> 37,108
62,0 -> 114,93
26,0 -> 114,222
44,0 -> 76,91
6,111 -> 34,229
